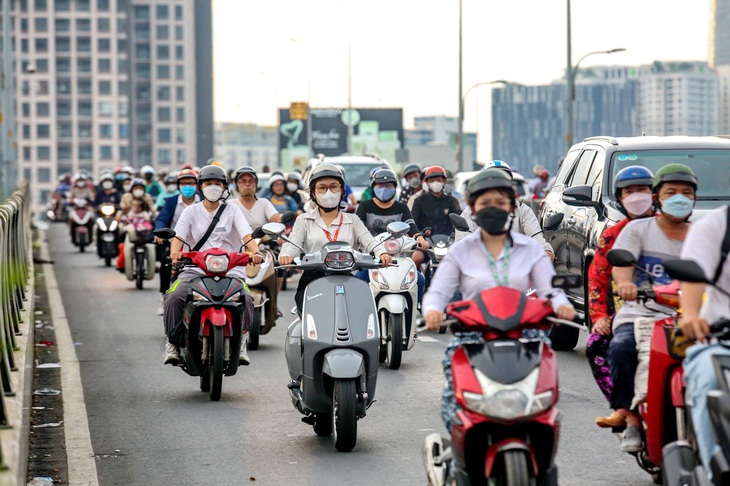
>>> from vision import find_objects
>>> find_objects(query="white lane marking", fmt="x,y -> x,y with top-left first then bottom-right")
417,336 -> 440,343
42,240 -> 99,486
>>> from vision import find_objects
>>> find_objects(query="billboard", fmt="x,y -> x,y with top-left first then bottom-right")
278,107 -> 404,171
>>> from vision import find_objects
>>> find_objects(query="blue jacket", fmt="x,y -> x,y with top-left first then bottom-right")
155,194 -> 200,231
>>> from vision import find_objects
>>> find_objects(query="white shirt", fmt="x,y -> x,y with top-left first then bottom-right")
455,204 -> 553,253
680,205 -> 730,324
422,230 -> 570,315
229,197 -> 279,230
174,202 -> 253,278
171,194 -> 201,229
281,210 -> 386,259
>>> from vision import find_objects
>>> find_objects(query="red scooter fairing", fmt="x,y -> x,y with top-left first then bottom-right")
200,307 -> 232,337
180,247 -> 251,278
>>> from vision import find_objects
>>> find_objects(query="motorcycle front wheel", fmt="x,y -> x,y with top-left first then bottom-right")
248,307 -> 262,350
498,450 -> 536,486
387,313 -> 404,370
332,379 -> 357,452
209,326 -> 224,401
135,252 -> 145,290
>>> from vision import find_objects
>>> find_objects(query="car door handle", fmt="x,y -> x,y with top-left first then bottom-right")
566,216 -> 576,226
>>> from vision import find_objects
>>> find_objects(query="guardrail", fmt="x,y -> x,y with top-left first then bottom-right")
0,185 -> 32,484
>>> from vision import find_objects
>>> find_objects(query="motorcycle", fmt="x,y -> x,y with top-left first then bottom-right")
368,230 -> 420,369
607,249 -> 684,484
265,220 -> 409,452
153,228 -> 251,401
123,219 -> 156,290
47,190 -> 70,222
660,258 -> 730,486
422,276 -> 585,485
68,197 -> 94,252
95,203 -> 119,267
423,230 -> 453,291
242,231 -> 278,350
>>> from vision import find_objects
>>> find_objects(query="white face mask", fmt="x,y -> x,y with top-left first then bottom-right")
165,184 -> 177,193
122,183 -> 132,192
316,190 -> 341,209
287,182 -> 299,193
429,181 -> 444,193
202,185 -> 224,202
132,189 -> 145,198
444,183 -> 454,194
102,181 -> 113,190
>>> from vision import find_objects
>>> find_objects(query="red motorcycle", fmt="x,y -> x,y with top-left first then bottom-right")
68,197 -> 94,252
423,277 -> 583,486
155,228 -> 251,401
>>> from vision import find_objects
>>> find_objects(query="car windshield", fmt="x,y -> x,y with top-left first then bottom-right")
338,163 -> 386,187
610,149 -> 730,201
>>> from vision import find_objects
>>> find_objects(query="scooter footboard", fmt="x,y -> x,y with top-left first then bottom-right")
322,349 -> 365,379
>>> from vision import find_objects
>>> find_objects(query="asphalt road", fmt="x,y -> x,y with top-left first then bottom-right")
47,224 -> 651,485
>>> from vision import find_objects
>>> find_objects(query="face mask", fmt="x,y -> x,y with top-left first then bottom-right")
660,194 -> 694,219
287,182 -> 299,193
179,186 -> 196,198
444,183 -> 454,194
132,189 -> 145,198
316,190 -> 341,210
166,184 -> 177,193
429,181 -> 444,194
102,181 -> 113,190
475,207 -> 512,236
122,183 -> 132,193
621,192 -> 653,217
374,186 -> 396,202
410,178 -> 422,189
143,174 -> 153,181
202,185 -> 224,202
115,174 -> 125,181
76,181 -> 86,188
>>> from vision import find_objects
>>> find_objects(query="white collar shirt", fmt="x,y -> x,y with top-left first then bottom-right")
172,194 -> 201,229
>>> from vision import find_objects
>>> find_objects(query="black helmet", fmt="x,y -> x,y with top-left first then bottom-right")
372,168 -> 397,186
197,164 -> 228,185
308,163 -> 345,190
403,164 -> 421,178
466,168 -> 515,204
234,165 -> 258,184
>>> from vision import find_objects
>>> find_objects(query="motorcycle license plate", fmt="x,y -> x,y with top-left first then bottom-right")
103,233 -> 115,242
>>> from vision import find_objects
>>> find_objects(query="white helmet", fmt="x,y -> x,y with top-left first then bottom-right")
483,160 -> 513,179
141,165 -> 156,176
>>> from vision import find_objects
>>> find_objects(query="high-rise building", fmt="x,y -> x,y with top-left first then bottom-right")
0,0 -> 17,198
709,0 -> 730,68
13,0 -> 212,210
404,116 -> 476,170
214,122 -> 278,172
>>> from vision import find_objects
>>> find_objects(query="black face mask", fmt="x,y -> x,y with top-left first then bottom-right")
475,207 -> 512,236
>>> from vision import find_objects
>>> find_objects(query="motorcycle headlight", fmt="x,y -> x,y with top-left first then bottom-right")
324,251 -> 354,269
401,266 -> 417,290
192,290 -> 207,302
384,239 -> 402,256
371,270 -> 389,290
100,205 -> 116,216
306,313 -> 317,340
205,254 -> 229,274
462,367 -> 541,420
226,292 -> 240,302
96,218 -> 107,231
434,246 -> 448,258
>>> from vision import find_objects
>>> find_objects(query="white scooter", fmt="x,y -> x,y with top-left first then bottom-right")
369,232 -> 420,370
242,243 -> 277,350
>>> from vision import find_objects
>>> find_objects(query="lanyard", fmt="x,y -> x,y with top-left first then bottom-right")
323,213 -> 345,242
485,240 -> 511,287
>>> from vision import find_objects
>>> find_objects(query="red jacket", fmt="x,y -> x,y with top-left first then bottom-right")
587,218 -> 631,322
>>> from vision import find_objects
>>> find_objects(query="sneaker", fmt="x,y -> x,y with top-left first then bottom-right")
163,341 -> 182,365
157,297 -> 164,316
620,425 -> 643,453
596,411 -> 627,428
239,340 -> 250,366
276,307 -> 283,319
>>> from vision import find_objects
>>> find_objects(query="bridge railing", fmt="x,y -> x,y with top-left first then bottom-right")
0,185 -> 33,484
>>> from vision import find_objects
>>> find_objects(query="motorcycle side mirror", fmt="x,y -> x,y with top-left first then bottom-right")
386,221 -> 410,239
448,213 -> 470,232
251,227 -> 266,239
663,259 -> 710,284
280,211 -> 296,224
543,212 -> 564,232
154,228 -> 176,240
262,222 -> 286,238
551,273 -> 582,290
607,249 -> 636,267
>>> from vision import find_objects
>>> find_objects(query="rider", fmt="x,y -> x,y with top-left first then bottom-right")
163,165 -> 263,366
422,168 -> 575,433
93,173 -> 122,206
154,174 -> 179,210
154,169 -> 201,315
399,164 -> 422,204
411,165 -> 463,238
355,168 -> 430,302
359,167 -> 380,202
679,204 -> 730,473
141,165 -> 161,198
119,178 -> 155,218
586,166 -> 655,428
266,173 -> 299,214
609,163 -> 697,453
444,169 -> 465,210
277,164 -> 392,314
285,172 -> 308,212
455,161 -> 555,261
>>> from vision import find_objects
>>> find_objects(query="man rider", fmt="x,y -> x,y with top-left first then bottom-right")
609,163 -> 697,453
93,173 -> 122,207
141,165 -> 161,198
411,165 -> 462,237
162,165 -> 263,366
399,164 -> 422,204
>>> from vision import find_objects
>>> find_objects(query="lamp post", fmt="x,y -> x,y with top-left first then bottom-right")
457,0 -> 464,172
460,80 -> 516,166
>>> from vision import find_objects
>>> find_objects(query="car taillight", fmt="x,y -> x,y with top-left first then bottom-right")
205,254 -> 229,274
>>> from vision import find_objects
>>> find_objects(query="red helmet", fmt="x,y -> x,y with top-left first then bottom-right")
423,165 -> 447,181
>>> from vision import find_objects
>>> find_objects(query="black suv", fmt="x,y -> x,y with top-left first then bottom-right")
540,135 -> 730,350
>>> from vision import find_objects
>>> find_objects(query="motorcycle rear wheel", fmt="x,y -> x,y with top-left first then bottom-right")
78,233 -> 86,253
209,327 -> 225,401
248,307 -> 262,350
332,379 -> 357,452
135,252 -> 145,290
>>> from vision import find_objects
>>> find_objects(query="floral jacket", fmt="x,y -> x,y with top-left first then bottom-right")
587,218 -> 631,323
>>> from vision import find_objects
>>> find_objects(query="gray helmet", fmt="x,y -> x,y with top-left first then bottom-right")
309,163 -> 345,190
403,164 -> 421,178
234,165 -> 258,184
466,168 -> 515,204
372,168 -> 397,186
197,164 -> 228,185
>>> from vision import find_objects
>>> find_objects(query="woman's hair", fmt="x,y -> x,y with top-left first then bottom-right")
467,187 -> 516,208
132,197 -> 149,212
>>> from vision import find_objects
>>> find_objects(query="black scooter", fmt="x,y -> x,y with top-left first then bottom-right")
95,203 -> 119,266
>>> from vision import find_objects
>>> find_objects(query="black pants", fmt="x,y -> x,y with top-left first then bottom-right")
157,242 -> 171,294
295,270 -> 325,317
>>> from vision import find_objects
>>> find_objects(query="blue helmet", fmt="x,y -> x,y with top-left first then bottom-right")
614,165 -> 654,199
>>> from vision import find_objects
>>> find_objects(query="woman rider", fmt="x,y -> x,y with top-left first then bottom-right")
586,166 -> 655,428
422,168 -> 575,433
277,164 -> 392,314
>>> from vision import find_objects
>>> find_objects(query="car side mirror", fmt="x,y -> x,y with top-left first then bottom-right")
607,249 -> 636,267
153,228 -> 176,240
663,259 -> 711,284
543,212 -> 564,231
562,185 -> 599,208
449,213 -> 470,232
551,273 -> 582,289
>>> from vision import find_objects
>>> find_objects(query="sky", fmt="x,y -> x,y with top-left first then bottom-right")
212,0 -> 712,138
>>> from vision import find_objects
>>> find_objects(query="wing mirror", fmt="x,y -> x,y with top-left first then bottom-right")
262,222 -> 286,238
153,228 -> 176,240
562,185 -> 600,208
551,274 -> 582,290
386,221 -> 410,238
663,259 -> 710,284
449,213 -> 470,232
543,212 -> 564,231
607,249 -> 636,267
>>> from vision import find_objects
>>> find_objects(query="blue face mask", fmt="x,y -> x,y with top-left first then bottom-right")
179,186 -> 197,198
374,186 -> 396,202
660,194 -> 694,218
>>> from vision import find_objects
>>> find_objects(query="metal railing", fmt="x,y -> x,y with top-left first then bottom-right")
0,185 -> 31,473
